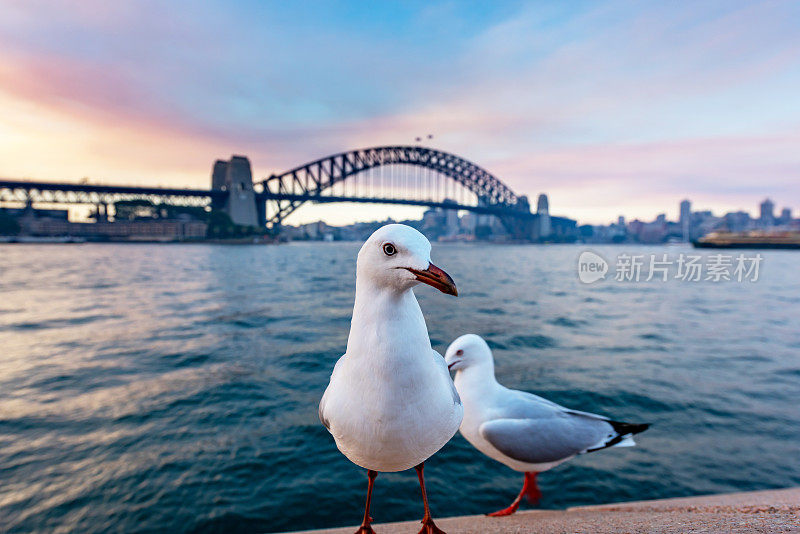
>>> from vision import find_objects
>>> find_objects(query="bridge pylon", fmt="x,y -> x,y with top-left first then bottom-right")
210,156 -> 259,227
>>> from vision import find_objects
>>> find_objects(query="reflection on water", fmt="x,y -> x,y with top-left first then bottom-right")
0,243 -> 799,533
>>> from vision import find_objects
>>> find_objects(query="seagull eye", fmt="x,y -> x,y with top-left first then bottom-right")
383,243 -> 396,256
456,349 -> 463,356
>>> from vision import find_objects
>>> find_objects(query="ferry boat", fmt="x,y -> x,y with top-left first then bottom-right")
694,231 -> 800,249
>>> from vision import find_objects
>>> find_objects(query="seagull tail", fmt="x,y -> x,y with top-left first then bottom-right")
584,421 -> 651,454
609,420 -> 650,436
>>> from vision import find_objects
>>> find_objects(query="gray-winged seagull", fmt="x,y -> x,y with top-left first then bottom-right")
319,224 -> 463,533
444,334 -> 649,516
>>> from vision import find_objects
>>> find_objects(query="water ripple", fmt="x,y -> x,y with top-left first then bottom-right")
0,243 -> 798,533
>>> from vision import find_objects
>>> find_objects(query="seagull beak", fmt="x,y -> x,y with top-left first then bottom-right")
406,263 -> 458,296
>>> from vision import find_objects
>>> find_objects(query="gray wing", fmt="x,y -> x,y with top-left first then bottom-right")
503,389 -> 613,424
480,414 -> 613,463
318,355 -> 344,431
432,349 -> 461,407
479,388 -> 615,463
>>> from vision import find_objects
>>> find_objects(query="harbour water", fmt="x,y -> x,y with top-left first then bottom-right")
1,242 -> 798,533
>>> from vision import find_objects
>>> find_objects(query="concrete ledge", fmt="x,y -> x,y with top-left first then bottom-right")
287,487 -> 800,534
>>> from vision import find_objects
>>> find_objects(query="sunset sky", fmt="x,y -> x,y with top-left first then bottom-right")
1,0 -> 799,225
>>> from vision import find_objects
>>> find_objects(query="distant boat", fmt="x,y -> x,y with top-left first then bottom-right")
694,231 -> 800,249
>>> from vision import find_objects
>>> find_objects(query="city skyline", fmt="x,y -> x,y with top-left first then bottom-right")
1,1 -> 800,225
286,193 -> 796,245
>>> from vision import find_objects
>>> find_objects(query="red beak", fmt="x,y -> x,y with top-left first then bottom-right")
405,263 -> 458,296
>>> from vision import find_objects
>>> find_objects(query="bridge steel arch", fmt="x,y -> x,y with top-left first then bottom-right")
257,145 -> 530,228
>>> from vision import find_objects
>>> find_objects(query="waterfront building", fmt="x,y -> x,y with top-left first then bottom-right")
779,207 -> 792,226
691,211 -> 720,240
759,198 -> 775,227
443,199 -> 460,237
1,201 -> 208,241
459,211 -> 477,234
18,215 -> 207,240
723,211 -> 751,233
680,199 -> 691,242
536,193 -> 551,239
2,205 -> 70,221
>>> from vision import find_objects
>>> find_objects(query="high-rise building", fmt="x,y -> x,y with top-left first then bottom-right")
779,207 -> 792,225
536,193 -> 551,238
679,199 -> 691,242
460,211 -> 477,233
422,208 -> 444,230
759,198 -> 775,227
723,211 -> 751,233
443,199 -> 459,236
692,210 -> 720,238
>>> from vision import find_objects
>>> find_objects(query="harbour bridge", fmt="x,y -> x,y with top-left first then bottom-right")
0,146 -> 565,239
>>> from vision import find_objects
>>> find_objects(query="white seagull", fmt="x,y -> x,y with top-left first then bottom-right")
319,224 -> 463,534
444,334 -> 649,517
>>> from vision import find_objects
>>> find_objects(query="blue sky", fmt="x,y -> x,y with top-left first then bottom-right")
1,0 -> 799,224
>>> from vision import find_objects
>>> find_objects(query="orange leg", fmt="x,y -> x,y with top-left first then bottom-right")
355,470 -> 378,534
487,472 -> 540,517
415,463 -> 446,534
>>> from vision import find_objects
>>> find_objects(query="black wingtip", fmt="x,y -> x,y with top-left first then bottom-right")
609,420 -> 651,435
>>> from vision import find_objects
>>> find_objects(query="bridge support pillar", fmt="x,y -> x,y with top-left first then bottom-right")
256,198 -> 266,228
210,156 -> 259,227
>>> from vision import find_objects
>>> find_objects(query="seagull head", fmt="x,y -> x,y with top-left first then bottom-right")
444,334 -> 493,372
357,224 -> 457,296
